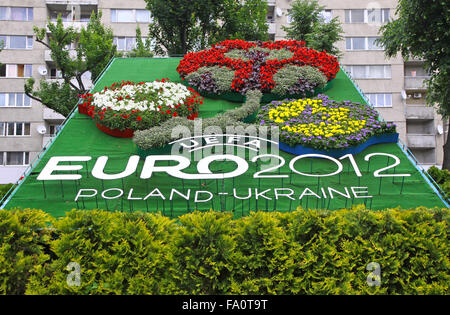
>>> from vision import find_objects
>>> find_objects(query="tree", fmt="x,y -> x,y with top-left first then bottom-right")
377,0 -> 450,170
145,0 -> 268,56
25,11 -> 116,116
282,0 -> 343,56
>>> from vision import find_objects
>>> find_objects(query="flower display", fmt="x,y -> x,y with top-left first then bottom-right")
257,95 -> 396,150
80,79 -> 203,134
177,39 -> 339,96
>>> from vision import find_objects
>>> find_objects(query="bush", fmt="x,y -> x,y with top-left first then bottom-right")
25,211 -> 177,294
0,206 -> 448,295
0,209 -> 52,294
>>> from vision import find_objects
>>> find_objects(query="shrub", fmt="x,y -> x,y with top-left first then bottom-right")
25,210 -> 178,294
0,207 -> 448,295
0,209 -> 52,295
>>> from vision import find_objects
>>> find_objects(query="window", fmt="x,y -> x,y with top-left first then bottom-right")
2,152 -> 30,166
0,64 -> 32,78
0,7 -> 33,21
50,68 -> 62,79
136,10 -> 151,23
345,9 -> 364,23
345,9 -> 390,24
345,65 -> 391,79
0,35 -> 33,49
0,122 -> 4,136
0,93 -> 31,107
111,9 -> 150,23
346,37 -> 383,50
367,93 -> 393,107
114,37 -> 137,51
2,122 -> 31,136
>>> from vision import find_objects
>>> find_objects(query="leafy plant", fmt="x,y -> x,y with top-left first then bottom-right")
0,207 -> 448,295
0,209 -> 53,295
428,166 -> 450,200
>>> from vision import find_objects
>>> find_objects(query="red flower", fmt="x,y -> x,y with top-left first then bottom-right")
137,116 -> 142,121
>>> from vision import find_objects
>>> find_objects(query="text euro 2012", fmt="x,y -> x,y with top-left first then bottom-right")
37,153 -> 410,181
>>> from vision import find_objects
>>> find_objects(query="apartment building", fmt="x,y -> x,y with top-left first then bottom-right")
0,0 -> 151,183
0,0 -> 446,184
267,0 -> 447,169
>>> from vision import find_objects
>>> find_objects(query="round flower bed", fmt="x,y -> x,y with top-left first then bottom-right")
257,95 -> 397,154
177,39 -> 339,101
80,79 -> 203,138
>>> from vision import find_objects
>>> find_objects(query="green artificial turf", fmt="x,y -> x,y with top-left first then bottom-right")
3,58 -> 447,217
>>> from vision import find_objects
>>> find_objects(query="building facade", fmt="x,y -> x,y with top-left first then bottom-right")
0,0 -> 151,183
0,0 -> 447,184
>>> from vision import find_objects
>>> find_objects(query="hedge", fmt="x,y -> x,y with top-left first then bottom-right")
0,206 -> 448,295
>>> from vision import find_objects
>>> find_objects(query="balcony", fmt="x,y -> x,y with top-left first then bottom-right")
407,134 -> 436,149
46,21 -> 88,32
404,76 -> 430,91
45,49 -> 77,62
405,106 -> 435,120
267,22 -> 276,34
43,107 -> 65,122
46,0 -> 98,5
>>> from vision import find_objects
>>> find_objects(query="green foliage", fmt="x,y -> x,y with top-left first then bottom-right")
212,0 -> 269,43
145,0 -> 268,55
133,90 -> 262,149
0,207 -> 448,295
26,11 -> 116,116
272,65 -> 327,95
25,78 -> 79,117
282,0 -> 343,56
0,209 -> 52,295
428,166 -> 450,200
26,210 -> 177,294
0,184 -> 15,202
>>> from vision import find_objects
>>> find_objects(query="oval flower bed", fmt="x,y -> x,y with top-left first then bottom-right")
177,39 -> 339,102
79,79 -> 203,138
257,95 -> 398,157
